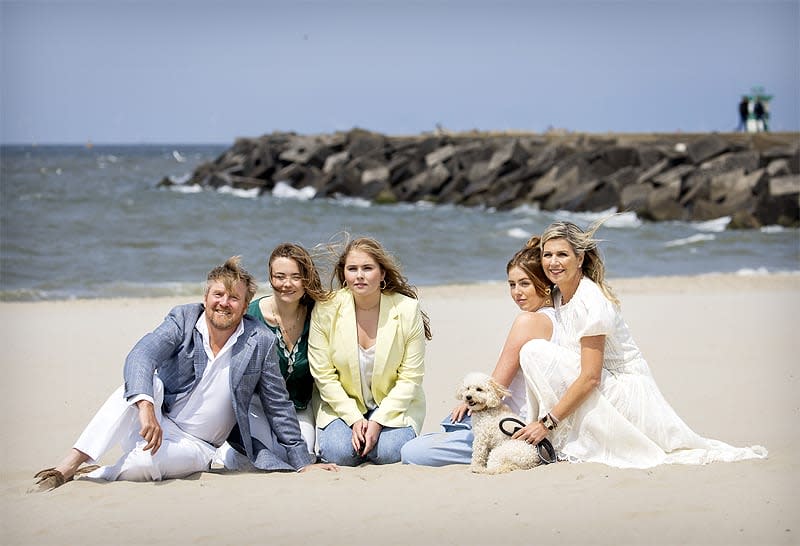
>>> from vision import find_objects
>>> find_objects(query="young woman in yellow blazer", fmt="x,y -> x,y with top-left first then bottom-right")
309,237 -> 432,466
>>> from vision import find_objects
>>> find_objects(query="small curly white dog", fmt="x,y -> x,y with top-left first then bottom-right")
457,371 -> 543,474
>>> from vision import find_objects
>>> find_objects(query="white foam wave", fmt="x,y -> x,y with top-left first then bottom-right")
693,217 -> 731,232
664,234 -> 716,248
217,186 -> 260,199
510,203 -> 542,215
272,181 -> 316,201
760,225 -> 786,233
698,269 -> 800,277
172,150 -> 187,163
333,194 -> 372,208
735,267 -> 772,276
507,227 -> 531,239
168,184 -> 202,194
171,173 -> 192,184
389,201 -> 442,212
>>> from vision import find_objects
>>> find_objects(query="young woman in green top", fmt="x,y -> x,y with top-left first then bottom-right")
246,243 -> 331,455
215,243 -> 331,466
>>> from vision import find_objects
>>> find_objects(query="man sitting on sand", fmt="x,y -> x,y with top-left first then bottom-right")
31,256 -> 336,492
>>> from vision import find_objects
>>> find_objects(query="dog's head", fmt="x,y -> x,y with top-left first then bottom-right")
456,372 -> 510,411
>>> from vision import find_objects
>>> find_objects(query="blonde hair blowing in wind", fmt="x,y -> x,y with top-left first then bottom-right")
206,256 -> 258,305
540,219 -> 620,306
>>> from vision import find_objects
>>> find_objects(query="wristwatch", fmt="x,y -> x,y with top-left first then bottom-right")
541,413 -> 558,431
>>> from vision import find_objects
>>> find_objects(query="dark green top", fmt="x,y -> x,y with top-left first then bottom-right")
247,296 -> 313,410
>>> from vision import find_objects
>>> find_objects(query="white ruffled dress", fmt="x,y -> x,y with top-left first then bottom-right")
519,277 -> 767,468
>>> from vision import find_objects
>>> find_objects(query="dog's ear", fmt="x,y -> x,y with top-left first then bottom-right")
485,377 -> 511,407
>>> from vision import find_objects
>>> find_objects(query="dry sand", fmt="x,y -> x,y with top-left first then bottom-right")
1,274 -> 797,545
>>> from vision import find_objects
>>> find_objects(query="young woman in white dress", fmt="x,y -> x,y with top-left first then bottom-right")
401,237 -> 558,466
512,220 -> 767,468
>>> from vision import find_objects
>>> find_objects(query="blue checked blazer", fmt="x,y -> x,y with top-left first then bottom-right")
122,303 -> 311,471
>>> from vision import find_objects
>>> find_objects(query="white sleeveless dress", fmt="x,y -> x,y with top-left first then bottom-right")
506,306 -> 558,421
519,277 -> 767,468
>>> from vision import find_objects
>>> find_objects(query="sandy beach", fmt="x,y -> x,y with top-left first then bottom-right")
1,273 -> 797,545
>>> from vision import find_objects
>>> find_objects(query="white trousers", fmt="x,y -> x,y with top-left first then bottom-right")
214,398 -> 316,470
74,377 -> 217,482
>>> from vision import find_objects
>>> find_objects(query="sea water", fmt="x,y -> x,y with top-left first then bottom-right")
1,144 -> 797,301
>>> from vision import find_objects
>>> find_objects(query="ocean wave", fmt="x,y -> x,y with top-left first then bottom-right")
384,201 -> 438,212
698,269 -> 800,277
332,194 -> 372,208
0,281 -> 204,302
510,203 -> 542,215
693,217 -> 731,232
170,172 -> 192,184
272,181 -> 316,200
664,234 -> 716,248
507,227 -> 531,239
217,186 -> 260,199
167,183 -> 202,194
735,267 -> 772,276
760,225 -> 787,234
18,192 -> 49,201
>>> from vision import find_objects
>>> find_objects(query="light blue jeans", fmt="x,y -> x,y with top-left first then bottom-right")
317,414 -> 416,466
400,414 -> 473,466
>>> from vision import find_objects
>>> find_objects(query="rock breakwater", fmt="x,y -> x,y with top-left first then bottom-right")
160,129 -> 799,228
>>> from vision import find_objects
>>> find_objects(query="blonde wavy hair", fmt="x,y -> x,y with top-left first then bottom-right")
206,256 -> 258,305
540,219 -> 620,306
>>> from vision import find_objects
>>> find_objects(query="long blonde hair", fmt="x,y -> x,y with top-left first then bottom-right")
540,220 -> 619,306
333,236 -> 432,341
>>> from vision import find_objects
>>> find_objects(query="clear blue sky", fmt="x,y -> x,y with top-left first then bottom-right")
2,0 -> 798,144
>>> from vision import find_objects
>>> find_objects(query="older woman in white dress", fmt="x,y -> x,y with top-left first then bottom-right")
511,220 -> 767,468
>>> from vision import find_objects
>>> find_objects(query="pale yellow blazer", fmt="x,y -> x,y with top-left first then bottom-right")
308,288 -> 426,433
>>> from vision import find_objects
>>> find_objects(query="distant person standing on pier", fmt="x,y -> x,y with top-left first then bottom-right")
738,96 -> 750,132
754,99 -> 766,132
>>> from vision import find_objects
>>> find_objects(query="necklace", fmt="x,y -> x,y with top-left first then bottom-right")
271,299 -> 304,342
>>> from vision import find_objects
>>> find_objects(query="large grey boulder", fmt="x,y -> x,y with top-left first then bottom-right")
687,134 -> 730,164
644,180 -> 685,221
488,140 -> 531,176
